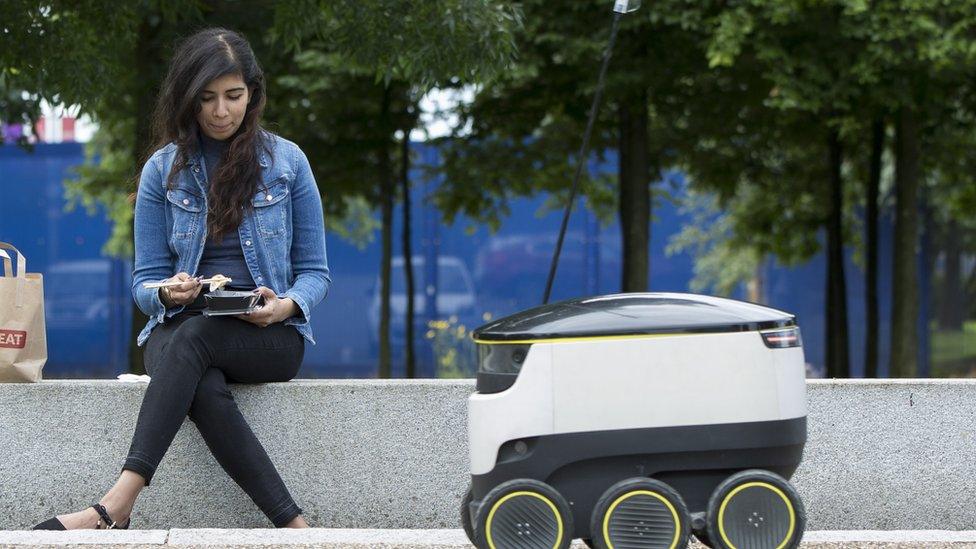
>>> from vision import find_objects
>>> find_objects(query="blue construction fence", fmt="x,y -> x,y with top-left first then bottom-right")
0,142 -> 925,378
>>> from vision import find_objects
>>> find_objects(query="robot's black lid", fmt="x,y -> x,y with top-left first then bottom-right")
472,292 -> 796,342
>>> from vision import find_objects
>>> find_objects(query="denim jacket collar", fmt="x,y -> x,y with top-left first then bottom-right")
184,135 -> 272,192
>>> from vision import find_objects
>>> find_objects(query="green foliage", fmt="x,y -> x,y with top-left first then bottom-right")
0,0 -> 199,129
921,98 -> 976,231
706,7 -> 753,69
666,191 -> 761,296
271,0 -> 521,88
426,316 -> 478,378
6,0 -> 976,378
434,0 -> 976,317
1,0 -> 137,120
664,0 -> 976,293
64,116 -> 138,257
435,0 -> 708,232
2,0 -> 521,260
326,197 -> 383,250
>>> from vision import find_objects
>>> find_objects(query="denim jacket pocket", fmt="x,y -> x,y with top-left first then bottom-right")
252,178 -> 289,237
166,187 -> 203,239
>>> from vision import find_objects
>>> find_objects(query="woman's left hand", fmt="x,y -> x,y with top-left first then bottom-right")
236,287 -> 298,328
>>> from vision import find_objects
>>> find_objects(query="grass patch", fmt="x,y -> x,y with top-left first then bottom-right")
932,320 -> 976,377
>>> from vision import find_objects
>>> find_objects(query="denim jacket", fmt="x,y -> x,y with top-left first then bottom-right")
132,131 -> 331,346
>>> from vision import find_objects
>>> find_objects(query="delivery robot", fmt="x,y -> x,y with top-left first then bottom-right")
461,292 -> 807,549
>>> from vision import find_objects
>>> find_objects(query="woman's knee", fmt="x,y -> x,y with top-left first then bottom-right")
188,368 -> 234,421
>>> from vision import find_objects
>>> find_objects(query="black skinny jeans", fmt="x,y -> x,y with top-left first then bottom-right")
123,312 -> 305,527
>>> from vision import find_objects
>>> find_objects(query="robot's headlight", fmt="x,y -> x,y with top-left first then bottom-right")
760,326 -> 802,348
477,343 -> 531,374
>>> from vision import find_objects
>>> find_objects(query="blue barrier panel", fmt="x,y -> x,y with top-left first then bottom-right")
1,142 -> 913,378
0,143 -> 131,377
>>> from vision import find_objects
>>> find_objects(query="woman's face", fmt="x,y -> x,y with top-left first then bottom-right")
196,73 -> 250,140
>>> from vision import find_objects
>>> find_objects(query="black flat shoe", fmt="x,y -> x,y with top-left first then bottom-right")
32,503 -> 131,530
31,517 -> 65,530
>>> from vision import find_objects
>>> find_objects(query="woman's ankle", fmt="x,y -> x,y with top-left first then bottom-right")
99,471 -> 144,520
282,515 -> 309,528
98,494 -> 134,523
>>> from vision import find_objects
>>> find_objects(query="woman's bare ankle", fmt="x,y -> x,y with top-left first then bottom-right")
283,515 -> 309,528
97,471 -> 145,525
97,496 -> 133,525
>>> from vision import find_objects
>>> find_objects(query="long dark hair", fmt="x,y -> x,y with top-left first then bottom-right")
149,27 -> 270,242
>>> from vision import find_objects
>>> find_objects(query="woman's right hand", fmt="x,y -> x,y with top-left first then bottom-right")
159,272 -> 202,307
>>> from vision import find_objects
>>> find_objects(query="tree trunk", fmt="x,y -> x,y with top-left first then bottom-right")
865,118 -> 884,378
938,219 -> 964,331
918,191 -> 934,377
618,91 -> 650,292
401,133 -> 416,378
891,108 -> 920,378
128,17 -> 158,374
378,87 -> 393,379
747,255 -> 766,304
967,259 -> 976,317
825,129 -> 850,378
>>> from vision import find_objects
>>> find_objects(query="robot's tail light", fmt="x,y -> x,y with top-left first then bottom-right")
760,327 -> 802,349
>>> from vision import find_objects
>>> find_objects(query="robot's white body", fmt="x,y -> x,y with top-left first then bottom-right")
470,329 -> 806,476
464,293 -> 809,549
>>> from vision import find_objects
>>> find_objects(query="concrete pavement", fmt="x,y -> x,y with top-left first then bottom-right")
2,529 -> 976,548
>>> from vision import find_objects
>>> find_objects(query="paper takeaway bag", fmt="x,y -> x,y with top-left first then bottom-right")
0,242 -> 46,382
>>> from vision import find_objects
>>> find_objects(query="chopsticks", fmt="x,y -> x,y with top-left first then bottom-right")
142,276 -> 232,289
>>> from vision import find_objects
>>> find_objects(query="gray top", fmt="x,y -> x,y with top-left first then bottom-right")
195,132 -> 255,292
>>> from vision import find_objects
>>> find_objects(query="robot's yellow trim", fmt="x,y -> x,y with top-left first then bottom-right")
717,481 -> 796,549
602,489 -> 681,549
473,332 -> 703,345
485,491 -> 563,549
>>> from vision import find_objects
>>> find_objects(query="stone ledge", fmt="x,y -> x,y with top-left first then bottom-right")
1,380 -> 973,531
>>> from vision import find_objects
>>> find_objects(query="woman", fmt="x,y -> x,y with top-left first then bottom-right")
33,27 -> 331,530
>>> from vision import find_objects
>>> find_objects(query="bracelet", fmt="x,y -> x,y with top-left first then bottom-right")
160,286 -> 171,305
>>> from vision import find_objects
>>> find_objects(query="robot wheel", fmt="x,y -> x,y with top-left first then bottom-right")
473,478 -> 574,549
588,477 -> 691,549
704,469 -> 806,549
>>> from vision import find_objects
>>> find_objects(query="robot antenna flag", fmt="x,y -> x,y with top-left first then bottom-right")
541,0 -> 641,304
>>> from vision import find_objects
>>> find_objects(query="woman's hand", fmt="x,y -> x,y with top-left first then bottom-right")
160,272 -> 202,307
236,286 -> 298,328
